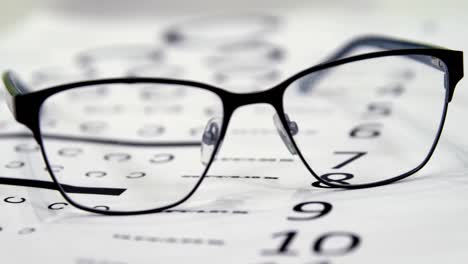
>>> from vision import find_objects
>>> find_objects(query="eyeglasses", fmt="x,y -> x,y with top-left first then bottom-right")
1,35 -> 463,215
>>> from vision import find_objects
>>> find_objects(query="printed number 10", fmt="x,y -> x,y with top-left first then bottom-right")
262,230 -> 360,257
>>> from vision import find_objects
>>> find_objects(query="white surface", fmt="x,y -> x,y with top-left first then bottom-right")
0,4 -> 467,264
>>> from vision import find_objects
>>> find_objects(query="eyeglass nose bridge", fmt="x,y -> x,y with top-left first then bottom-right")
223,87 -> 283,109
199,87 -> 289,165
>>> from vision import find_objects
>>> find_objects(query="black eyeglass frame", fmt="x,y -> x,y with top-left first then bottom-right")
1,35 -> 464,215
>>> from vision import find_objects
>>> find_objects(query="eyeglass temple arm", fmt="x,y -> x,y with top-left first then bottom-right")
299,35 -> 447,93
2,71 -> 34,119
0,176 -> 126,196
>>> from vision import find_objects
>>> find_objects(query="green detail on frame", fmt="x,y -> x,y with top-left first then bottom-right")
2,71 -> 21,96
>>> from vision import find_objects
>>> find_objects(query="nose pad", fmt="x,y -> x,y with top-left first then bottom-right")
201,117 -> 223,165
273,113 -> 299,155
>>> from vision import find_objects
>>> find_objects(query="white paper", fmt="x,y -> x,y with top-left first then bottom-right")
0,4 -> 467,263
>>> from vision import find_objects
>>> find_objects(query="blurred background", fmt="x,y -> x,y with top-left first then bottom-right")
2,0 -> 466,27
1,0 -> 466,90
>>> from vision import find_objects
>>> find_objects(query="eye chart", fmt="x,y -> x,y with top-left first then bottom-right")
0,3 -> 468,264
